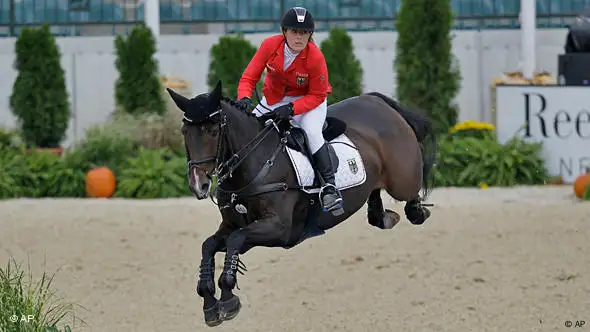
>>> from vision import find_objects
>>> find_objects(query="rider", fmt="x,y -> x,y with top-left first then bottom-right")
235,6 -> 343,215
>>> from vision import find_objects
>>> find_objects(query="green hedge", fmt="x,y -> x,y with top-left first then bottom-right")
0,146 -> 190,200
0,111 -> 191,199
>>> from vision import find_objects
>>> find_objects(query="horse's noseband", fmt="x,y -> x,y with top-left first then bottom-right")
187,157 -> 217,179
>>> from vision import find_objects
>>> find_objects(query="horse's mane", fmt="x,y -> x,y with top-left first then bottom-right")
220,95 -> 258,119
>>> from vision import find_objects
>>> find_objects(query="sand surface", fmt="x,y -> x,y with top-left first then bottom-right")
1,186 -> 589,332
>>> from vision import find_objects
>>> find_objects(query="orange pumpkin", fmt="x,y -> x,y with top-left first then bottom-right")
573,169 -> 590,199
85,167 -> 116,198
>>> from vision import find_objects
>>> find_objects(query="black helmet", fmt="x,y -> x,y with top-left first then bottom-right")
280,7 -> 315,32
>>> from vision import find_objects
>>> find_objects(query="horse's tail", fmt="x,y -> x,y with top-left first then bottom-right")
364,92 -> 437,199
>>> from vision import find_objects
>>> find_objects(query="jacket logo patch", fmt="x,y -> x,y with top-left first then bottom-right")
295,73 -> 308,86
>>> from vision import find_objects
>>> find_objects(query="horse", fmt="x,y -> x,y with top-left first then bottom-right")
166,80 -> 437,327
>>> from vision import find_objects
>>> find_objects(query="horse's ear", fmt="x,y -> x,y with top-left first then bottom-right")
210,80 -> 222,104
166,88 -> 189,112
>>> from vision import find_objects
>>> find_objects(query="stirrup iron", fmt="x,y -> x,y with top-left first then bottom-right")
318,184 -> 343,212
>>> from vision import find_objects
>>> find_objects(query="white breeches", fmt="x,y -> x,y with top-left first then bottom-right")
253,95 -> 327,154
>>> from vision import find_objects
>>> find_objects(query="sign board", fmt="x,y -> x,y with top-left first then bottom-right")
495,85 -> 590,184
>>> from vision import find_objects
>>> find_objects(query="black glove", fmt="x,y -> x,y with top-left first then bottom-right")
236,97 -> 252,110
272,103 -> 294,120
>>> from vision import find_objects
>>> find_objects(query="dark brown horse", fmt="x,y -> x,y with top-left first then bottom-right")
167,80 -> 437,327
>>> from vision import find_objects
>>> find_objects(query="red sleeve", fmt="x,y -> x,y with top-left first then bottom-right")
237,39 -> 273,100
292,53 -> 329,115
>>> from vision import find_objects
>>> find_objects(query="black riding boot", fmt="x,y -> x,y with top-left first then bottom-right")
312,144 -> 344,216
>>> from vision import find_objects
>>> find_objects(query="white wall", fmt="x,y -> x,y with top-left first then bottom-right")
0,29 -> 570,147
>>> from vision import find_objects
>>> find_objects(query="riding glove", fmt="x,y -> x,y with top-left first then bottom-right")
273,103 -> 294,120
236,97 -> 252,110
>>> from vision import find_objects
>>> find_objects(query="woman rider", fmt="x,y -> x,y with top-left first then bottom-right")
235,6 -> 343,216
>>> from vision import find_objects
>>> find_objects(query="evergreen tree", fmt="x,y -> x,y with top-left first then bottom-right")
394,0 -> 461,135
114,25 -> 166,116
320,27 -> 363,105
207,34 -> 261,99
10,24 -> 70,148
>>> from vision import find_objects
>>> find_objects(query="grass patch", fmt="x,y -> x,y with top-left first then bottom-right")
0,257 -> 85,331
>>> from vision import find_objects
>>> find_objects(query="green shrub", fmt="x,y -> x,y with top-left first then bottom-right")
320,27 -> 363,104
0,258 -> 80,332
114,25 -> 166,116
0,149 -> 86,199
394,0 -> 461,136
10,24 -> 70,148
114,148 -> 190,198
0,127 -> 25,151
114,112 -> 184,153
434,132 -> 550,187
27,151 -> 86,198
64,123 -> 137,175
584,185 -> 590,200
0,150 -> 33,199
64,108 -> 185,176
207,34 -> 262,99
21,150 -> 62,197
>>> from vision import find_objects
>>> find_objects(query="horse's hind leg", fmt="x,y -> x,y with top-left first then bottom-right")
404,199 -> 431,225
382,155 -> 432,226
197,234 -> 226,327
367,189 -> 400,230
383,188 -> 432,225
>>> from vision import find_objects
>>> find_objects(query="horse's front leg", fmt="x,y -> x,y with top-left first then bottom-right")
197,232 -> 228,327
217,215 -> 290,321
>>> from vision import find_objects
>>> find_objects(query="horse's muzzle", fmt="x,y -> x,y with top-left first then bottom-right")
188,166 -> 211,199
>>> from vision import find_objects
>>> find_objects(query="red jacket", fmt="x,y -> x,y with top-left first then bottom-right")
237,34 -> 332,115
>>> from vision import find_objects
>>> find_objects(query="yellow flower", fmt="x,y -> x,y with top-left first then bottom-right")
451,120 -> 496,133
479,183 -> 489,189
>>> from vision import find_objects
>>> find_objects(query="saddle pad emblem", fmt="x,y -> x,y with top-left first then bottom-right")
347,158 -> 358,174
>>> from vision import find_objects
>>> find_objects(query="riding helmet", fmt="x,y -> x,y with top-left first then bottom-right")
280,7 -> 315,33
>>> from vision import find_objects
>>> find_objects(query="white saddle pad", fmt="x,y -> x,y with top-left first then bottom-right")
285,134 -> 367,194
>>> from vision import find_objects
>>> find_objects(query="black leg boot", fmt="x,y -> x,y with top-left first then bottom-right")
312,144 -> 344,216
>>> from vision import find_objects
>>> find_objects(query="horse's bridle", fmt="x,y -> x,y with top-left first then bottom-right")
184,102 -> 297,208
183,109 -> 225,181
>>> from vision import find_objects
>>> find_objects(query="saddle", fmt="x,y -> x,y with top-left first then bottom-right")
285,116 -> 347,170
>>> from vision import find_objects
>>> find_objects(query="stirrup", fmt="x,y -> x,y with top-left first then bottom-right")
318,184 -> 343,211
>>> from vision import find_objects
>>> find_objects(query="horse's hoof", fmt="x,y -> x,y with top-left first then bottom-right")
218,295 -> 241,322
382,209 -> 401,229
203,301 -> 222,327
408,206 -> 431,225
368,209 -> 400,229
